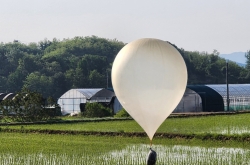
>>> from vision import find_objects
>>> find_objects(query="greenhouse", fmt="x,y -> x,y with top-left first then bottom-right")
174,84 -> 250,112
207,84 -> 250,111
0,93 -> 15,102
57,88 -> 122,115
58,85 -> 250,115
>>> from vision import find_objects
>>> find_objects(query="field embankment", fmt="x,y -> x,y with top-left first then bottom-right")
1,112 -> 250,141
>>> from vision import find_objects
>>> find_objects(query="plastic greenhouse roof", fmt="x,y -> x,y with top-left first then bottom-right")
0,93 -> 15,101
206,84 -> 250,97
91,89 -> 115,99
75,88 -> 103,99
187,85 -> 224,112
0,93 -> 8,100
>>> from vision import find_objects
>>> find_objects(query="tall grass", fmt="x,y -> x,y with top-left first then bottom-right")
1,133 -> 250,164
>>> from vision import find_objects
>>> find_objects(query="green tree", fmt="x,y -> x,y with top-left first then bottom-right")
21,54 -> 41,73
1,36 -> 249,102
51,72 -> 68,99
245,50 -> 250,69
245,50 -> 250,79
73,55 -> 108,88
38,39 -> 52,50
0,89 -> 54,121
0,76 -> 7,92
88,70 -> 105,88
23,72 -> 53,98
6,69 -> 26,92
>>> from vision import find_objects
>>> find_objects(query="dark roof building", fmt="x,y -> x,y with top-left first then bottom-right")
174,84 -> 250,113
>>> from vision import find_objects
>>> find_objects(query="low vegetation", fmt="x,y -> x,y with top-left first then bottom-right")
80,102 -> 113,118
1,113 -> 250,164
1,113 -> 250,140
114,108 -> 130,118
1,133 -> 250,164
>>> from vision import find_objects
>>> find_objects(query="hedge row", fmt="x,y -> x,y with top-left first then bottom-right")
1,110 -> 250,126
1,128 -> 250,142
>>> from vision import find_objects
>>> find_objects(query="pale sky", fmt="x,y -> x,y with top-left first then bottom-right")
1,0 -> 249,54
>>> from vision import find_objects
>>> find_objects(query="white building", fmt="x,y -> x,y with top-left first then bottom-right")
57,88 -> 122,115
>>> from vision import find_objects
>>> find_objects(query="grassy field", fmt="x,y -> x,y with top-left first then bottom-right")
1,113 -> 250,164
2,113 -> 250,135
1,132 -> 250,164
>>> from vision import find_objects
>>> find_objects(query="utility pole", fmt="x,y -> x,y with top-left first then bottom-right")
226,60 -> 229,111
106,70 -> 109,89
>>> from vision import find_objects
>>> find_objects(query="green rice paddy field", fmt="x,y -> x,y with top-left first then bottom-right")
1,113 -> 250,164
4,113 -> 250,135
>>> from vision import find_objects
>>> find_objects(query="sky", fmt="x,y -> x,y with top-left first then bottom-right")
1,0 -> 250,54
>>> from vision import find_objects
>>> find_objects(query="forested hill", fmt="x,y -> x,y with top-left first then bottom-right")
0,36 -> 249,99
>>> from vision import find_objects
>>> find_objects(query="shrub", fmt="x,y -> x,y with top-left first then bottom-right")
81,102 -> 112,118
114,108 -> 130,118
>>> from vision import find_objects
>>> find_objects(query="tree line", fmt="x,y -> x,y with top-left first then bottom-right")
0,88 -> 60,122
0,36 -> 250,100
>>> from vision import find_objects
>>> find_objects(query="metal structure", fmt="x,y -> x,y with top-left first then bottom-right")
174,88 -> 202,113
174,84 -> 250,112
207,84 -> 250,111
226,61 -> 229,111
57,88 -> 121,115
0,93 -> 15,102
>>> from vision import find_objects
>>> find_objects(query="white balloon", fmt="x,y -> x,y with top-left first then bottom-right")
112,38 -> 187,140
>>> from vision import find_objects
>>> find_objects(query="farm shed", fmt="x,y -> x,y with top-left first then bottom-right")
58,88 -> 122,115
174,84 -> 250,112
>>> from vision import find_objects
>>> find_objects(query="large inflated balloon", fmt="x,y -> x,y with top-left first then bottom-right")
112,38 -> 187,140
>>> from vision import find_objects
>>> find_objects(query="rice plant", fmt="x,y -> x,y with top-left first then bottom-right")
4,113 -> 250,136
1,144 -> 250,165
